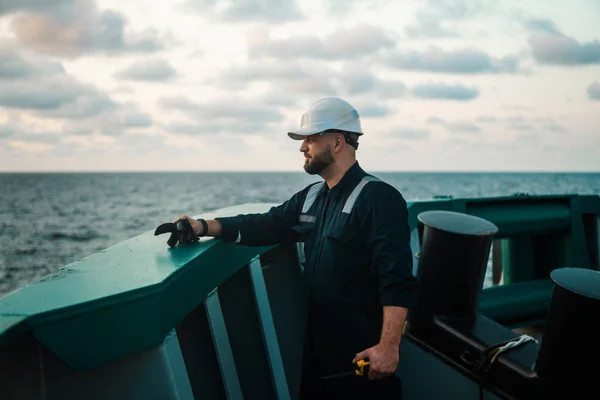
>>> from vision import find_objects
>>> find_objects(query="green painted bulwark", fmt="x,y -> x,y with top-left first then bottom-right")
1,195 -> 599,372
0,204 -> 278,370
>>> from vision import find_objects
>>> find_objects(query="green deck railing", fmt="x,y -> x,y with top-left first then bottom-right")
405,193 -> 600,327
0,204 -> 279,370
1,194 -> 598,375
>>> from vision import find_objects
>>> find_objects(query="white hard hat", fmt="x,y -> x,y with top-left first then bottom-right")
287,97 -> 363,140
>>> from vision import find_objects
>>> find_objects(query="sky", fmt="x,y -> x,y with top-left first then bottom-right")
0,0 -> 599,172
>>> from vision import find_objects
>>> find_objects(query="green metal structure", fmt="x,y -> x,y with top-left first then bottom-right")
1,194 -> 599,399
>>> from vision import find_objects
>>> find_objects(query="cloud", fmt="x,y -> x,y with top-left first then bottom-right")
428,117 -> 481,133
472,115 -> 568,135
183,0 -> 304,23
216,59 -> 407,99
157,95 -> 284,135
0,45 -> 65,78
355,103 -> 393,118
6,0 -> 171,58
384,46 -> 519,74
248,25 -> 397,61
114,59 -> 178,82
588,82 -> 600,100
390,127 -> 431,140
405,0 -> 487,38
412,83 -> 479,100
326,0 -> 387,16
0,0 -> 75,15
525,19 -> 561,35
526,19 -> 600,65
61,103 -> 152,136
0,125 -> 15,138
218,60 -> 337,94
0,119 -> 65,146
0,45 -> 116,118
0,44 -> 152,138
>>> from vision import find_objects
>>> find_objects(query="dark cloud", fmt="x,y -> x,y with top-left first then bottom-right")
428,117 -> 481,133
0,0 -> 74,15
526,19 -> 600,65
183,0 -> 304,23
114,59 -> 178,82
525,19 -> 561,35
0,45 -> 64,78
588,82 -> 600,100
248,25 -> 397,61
0,46 -> 116,117
6,0 -> 170,58
0,45 -> 152,137
0,75 -> 116,117
384,46 -> 519,74
412,83 -> 479,101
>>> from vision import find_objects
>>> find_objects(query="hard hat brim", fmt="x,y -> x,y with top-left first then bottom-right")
287,125 -> 323,140
287,120 -> 363,140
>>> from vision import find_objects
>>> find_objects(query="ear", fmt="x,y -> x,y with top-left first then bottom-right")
334,135 -> 343,150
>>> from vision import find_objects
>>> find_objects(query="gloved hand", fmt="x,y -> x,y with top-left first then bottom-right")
154,218 -> 199,248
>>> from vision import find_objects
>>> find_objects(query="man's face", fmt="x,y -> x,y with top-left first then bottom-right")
300,134 -> 335,175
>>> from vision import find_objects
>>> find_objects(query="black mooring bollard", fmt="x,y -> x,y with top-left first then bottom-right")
408,210 -> 499,333
534,267 -> 600,389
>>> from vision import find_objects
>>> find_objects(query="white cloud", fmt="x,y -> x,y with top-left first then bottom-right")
248,24 -> 397,60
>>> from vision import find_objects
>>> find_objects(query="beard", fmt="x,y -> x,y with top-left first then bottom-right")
304,145 -> 335,175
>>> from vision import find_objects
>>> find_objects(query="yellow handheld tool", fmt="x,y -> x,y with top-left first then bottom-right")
317,359 -> 370,380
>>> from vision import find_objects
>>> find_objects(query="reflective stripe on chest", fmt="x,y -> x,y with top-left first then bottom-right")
299,175 -> 380,221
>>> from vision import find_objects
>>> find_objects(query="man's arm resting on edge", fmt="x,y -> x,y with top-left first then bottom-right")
177,186 -> 312,246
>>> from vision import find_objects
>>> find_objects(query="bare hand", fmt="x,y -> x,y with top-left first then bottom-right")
352,341 -> 399,380
175,215 -> 204,236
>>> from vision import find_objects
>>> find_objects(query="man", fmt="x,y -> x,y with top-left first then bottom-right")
176,97 -> 418,399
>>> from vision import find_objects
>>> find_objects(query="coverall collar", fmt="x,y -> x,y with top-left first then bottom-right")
321,160 -> 364,200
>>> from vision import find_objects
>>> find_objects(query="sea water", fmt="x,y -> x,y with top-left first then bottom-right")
1,171 -> 599,297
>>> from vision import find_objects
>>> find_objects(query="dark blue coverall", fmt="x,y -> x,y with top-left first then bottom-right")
215,161 -> 418,398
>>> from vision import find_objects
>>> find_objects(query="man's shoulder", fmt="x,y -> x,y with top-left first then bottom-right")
357,174 -> 406,204
289,180 -> 326,202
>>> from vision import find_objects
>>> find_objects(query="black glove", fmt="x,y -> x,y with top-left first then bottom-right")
154,218 -> 199,248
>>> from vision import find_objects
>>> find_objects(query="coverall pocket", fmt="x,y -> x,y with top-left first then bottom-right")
323,227 -> 362,272
325,227 -> 356,242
